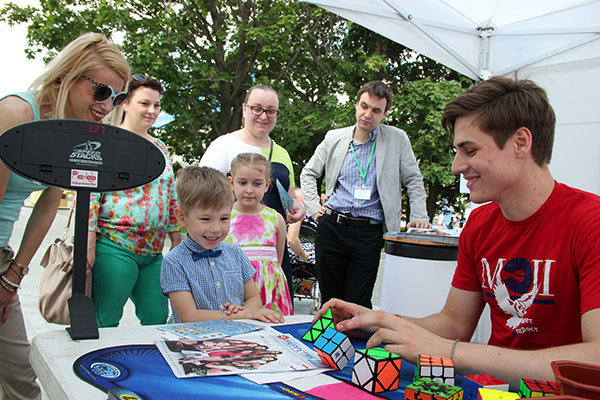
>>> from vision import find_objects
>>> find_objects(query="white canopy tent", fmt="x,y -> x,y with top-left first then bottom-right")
301,0 -> 600,194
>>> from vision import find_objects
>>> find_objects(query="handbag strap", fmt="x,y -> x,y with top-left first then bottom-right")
61,205 -> 74,242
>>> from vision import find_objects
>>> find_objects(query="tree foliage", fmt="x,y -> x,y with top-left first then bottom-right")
389,79 -> 467,219
1,0 -> 473,218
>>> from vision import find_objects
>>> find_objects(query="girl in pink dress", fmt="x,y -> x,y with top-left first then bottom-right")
225,153 -> 293,315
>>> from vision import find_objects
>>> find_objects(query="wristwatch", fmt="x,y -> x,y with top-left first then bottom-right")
11,260 -> 29,276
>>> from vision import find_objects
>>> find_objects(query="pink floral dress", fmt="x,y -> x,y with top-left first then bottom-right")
225,206 -> 293,315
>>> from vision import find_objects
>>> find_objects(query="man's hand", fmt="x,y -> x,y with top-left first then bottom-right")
406,220 -> 432,229
313,203 -> 328,222
313,298 -> 371,325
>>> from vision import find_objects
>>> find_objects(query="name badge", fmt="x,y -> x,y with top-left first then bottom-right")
354,185 -> 371,200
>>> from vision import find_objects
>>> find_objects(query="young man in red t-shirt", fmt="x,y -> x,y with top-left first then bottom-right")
314,76 -> 600,387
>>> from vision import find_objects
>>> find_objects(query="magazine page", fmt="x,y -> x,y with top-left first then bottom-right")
155,326 -> 322,378
156,319 -> 263,341
275,179 -> 294,212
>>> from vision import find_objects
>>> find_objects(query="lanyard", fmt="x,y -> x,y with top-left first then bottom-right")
268,140 -> 274,162
350,137 -> 376,186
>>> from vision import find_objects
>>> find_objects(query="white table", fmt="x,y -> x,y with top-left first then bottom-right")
30,315 -> 314,400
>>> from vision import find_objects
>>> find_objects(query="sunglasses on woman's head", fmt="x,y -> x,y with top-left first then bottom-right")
81,75 -> 128,107
130,74 -> 164,94
132,74 -> 152,82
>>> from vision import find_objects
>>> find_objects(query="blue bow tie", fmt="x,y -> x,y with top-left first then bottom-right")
191,249 -> 222,261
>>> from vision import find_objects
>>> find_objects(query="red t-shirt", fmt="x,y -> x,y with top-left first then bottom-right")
452,182 -> 600,350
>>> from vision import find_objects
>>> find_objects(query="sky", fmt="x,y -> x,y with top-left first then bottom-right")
0,0 -> 45,94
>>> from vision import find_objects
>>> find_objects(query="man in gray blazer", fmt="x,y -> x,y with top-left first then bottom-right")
300,81 -> 430,308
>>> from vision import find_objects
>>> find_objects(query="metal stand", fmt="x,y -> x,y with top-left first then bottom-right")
66,190 -> 98,339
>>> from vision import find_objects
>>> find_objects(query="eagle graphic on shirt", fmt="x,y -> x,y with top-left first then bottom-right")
492,266 -> 539,329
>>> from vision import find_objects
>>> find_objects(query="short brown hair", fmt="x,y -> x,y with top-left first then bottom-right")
230,153 -> 271,181
175,166 -> 234,214
129,74 -> 164,95
244,84 -> 278,103
441,76 -> 555,166
356,81 -> 393,112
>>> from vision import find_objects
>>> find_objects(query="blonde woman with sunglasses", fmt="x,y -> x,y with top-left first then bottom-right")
0,32 -> 129,400
87,74 -> 181,328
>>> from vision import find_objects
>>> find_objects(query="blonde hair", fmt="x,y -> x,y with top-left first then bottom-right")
175,166 -> 234,214
30,32 -> 130,123
230,153 -> 271,181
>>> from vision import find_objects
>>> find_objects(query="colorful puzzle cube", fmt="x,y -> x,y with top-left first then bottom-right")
518,378 -> 560,397
404,377 -> 463,400
302,307 -> 335,343
414,354 -> 456,385
477,388 -> 520,400
462,374 -> 509,400
313,327 -> 355,370
352,347 -> 402,393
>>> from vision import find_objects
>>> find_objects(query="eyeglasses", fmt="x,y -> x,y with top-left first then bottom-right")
245,104 -> 279,118
81,75 -> 128,107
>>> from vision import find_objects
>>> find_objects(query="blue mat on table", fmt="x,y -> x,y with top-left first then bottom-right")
74,322 -> 464,399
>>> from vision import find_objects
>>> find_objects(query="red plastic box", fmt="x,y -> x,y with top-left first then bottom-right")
551,360 -> 600,399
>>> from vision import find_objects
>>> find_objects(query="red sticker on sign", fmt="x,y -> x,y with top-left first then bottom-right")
71,169 -> 98,188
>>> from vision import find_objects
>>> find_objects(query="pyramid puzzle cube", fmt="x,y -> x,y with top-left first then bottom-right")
414,354 -> 456,386
313,327 -> 355,370
462,374 -> 509,400
518,378 -> 560,397
477,388 -> 520,400
352,347 -> 402,393
302,307 -> 335,343
404,377 -> 463,400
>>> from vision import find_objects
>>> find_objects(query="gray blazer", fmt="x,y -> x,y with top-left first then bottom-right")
300,124 -> 428,232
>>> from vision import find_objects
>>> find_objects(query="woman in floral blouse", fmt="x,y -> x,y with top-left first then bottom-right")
87,75 -> 181,327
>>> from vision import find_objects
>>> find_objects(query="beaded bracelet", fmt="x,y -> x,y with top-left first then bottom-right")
1,274 -> 21,290
0,279 -> 16,293
449,339 -> 460,361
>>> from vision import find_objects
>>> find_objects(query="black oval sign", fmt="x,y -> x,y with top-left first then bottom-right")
0,119 -> 165,191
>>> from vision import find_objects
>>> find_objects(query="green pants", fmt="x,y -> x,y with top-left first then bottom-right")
92,236 -> 168,327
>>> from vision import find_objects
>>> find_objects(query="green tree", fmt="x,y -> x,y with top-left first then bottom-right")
0,0 -> 348,165
389,79 -> 468,220
1,0 -> 472,218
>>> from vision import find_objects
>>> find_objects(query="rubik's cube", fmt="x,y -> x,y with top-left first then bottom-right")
404,378 -> 463,400
313,327 -> 355,370
414,354 -> 456,386
302,307 -> 335,343
518,378 -> 560,397
462,374 -> 509,400
477,388 -> 520,400
352,348 -> 402,393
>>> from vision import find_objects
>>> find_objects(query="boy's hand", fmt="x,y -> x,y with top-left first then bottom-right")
249,307 -> 285,324
223,302 -> 244,315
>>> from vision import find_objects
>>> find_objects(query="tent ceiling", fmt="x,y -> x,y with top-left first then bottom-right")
301,0 -> 600,80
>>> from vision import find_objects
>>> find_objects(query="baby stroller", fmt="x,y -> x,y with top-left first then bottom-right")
288,218 -> 321,314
